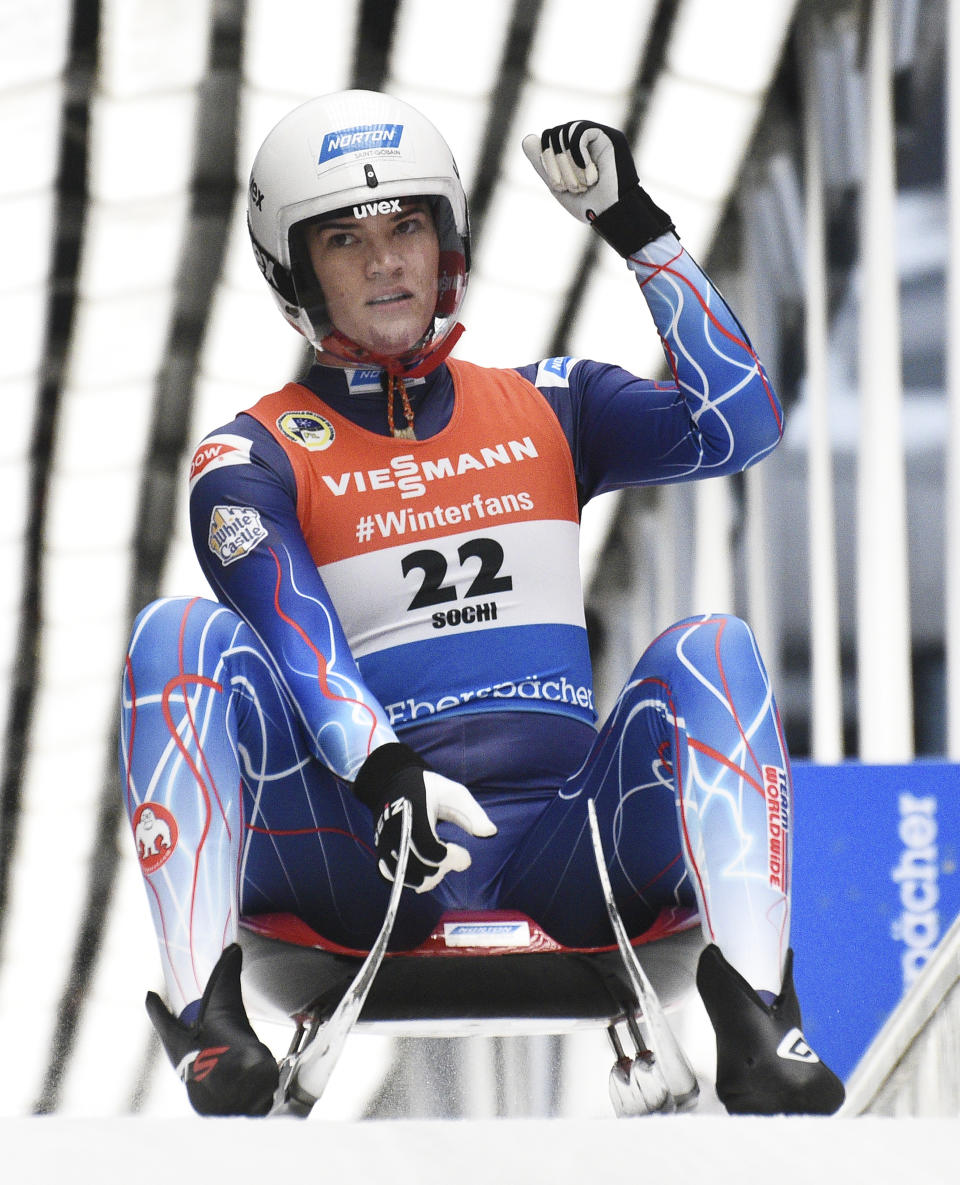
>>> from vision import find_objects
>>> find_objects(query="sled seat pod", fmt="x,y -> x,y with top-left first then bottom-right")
238,907 -> 703,1035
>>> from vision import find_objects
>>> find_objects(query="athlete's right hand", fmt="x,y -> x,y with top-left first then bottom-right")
522,121 -> 674,257
353,743 -> 497,893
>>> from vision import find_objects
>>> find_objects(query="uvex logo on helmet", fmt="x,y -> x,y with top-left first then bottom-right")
319,123 -> 404,163
353,198 -> 402,219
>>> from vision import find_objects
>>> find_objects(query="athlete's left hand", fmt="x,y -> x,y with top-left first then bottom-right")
353,743 -> 497,893
522,121 -> 674,257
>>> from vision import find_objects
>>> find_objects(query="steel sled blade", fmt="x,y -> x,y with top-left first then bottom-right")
588,797 -> 699,1112
269,801 -> 413,1117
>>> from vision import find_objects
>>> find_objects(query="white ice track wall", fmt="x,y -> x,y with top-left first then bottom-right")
4,1116 -> 957,1184
843,913 -> 960,1116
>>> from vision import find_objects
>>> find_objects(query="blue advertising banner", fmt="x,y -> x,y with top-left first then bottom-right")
790,761 -> 960,1080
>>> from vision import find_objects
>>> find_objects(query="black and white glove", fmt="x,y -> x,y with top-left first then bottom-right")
522,121 -> 674,257
353,743 -> 497,893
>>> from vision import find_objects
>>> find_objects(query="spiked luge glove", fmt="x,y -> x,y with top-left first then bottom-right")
522,121 -> 674,257
353,743 -> 497,893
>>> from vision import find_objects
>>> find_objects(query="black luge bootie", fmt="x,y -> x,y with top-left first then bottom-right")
146,943 -> 279,1117
696,944 -> 845,1116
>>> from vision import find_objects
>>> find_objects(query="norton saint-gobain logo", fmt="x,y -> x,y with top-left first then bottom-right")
208,505 -> 267,566
348,369 -> 426,395
133,802 -> 179,875
277,410 -> 336,452
443,921 -> 532,948
318,122 -> 404,163
535,355 -> 579,390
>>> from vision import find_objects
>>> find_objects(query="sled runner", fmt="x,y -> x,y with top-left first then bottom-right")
237,800 -> 703,1117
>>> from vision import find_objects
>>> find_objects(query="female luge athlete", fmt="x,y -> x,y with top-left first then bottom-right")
120,89 -> 844,1117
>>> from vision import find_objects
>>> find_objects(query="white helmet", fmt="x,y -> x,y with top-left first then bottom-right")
247,89 -> 470,374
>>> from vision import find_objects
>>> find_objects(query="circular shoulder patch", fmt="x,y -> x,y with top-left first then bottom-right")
277,410 -> 336,452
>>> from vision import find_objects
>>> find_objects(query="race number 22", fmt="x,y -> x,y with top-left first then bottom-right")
401,538 -> 513,611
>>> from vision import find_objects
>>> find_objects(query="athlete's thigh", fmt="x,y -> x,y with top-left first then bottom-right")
496,675 -> 693,946
243,765 -> 445,952
225,631 -> 443,950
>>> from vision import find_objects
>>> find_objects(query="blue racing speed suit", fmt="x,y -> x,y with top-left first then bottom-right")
120,233 -> 791,1013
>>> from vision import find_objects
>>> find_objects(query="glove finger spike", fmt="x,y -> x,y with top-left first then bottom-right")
572,150 -> 596,191
416,845 -> 472,894
556,150 -> 586,194
442,842 -> 473,874
542,147 -> 565,191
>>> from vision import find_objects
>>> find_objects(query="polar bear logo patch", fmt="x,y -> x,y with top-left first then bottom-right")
133,802 -> 179,874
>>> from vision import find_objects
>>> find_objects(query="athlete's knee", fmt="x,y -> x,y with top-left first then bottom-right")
712,613 -> 759,650
640,614 -> 768,687
684,613 -> 762,659
124,596 -> 237,686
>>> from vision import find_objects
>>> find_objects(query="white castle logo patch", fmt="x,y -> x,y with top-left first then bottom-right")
208,505 -> 267,566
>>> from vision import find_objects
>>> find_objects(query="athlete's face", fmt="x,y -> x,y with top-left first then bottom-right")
306,201 -> 439,357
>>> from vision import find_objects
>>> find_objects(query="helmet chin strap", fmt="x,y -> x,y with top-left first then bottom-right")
319,322 -> 466,438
